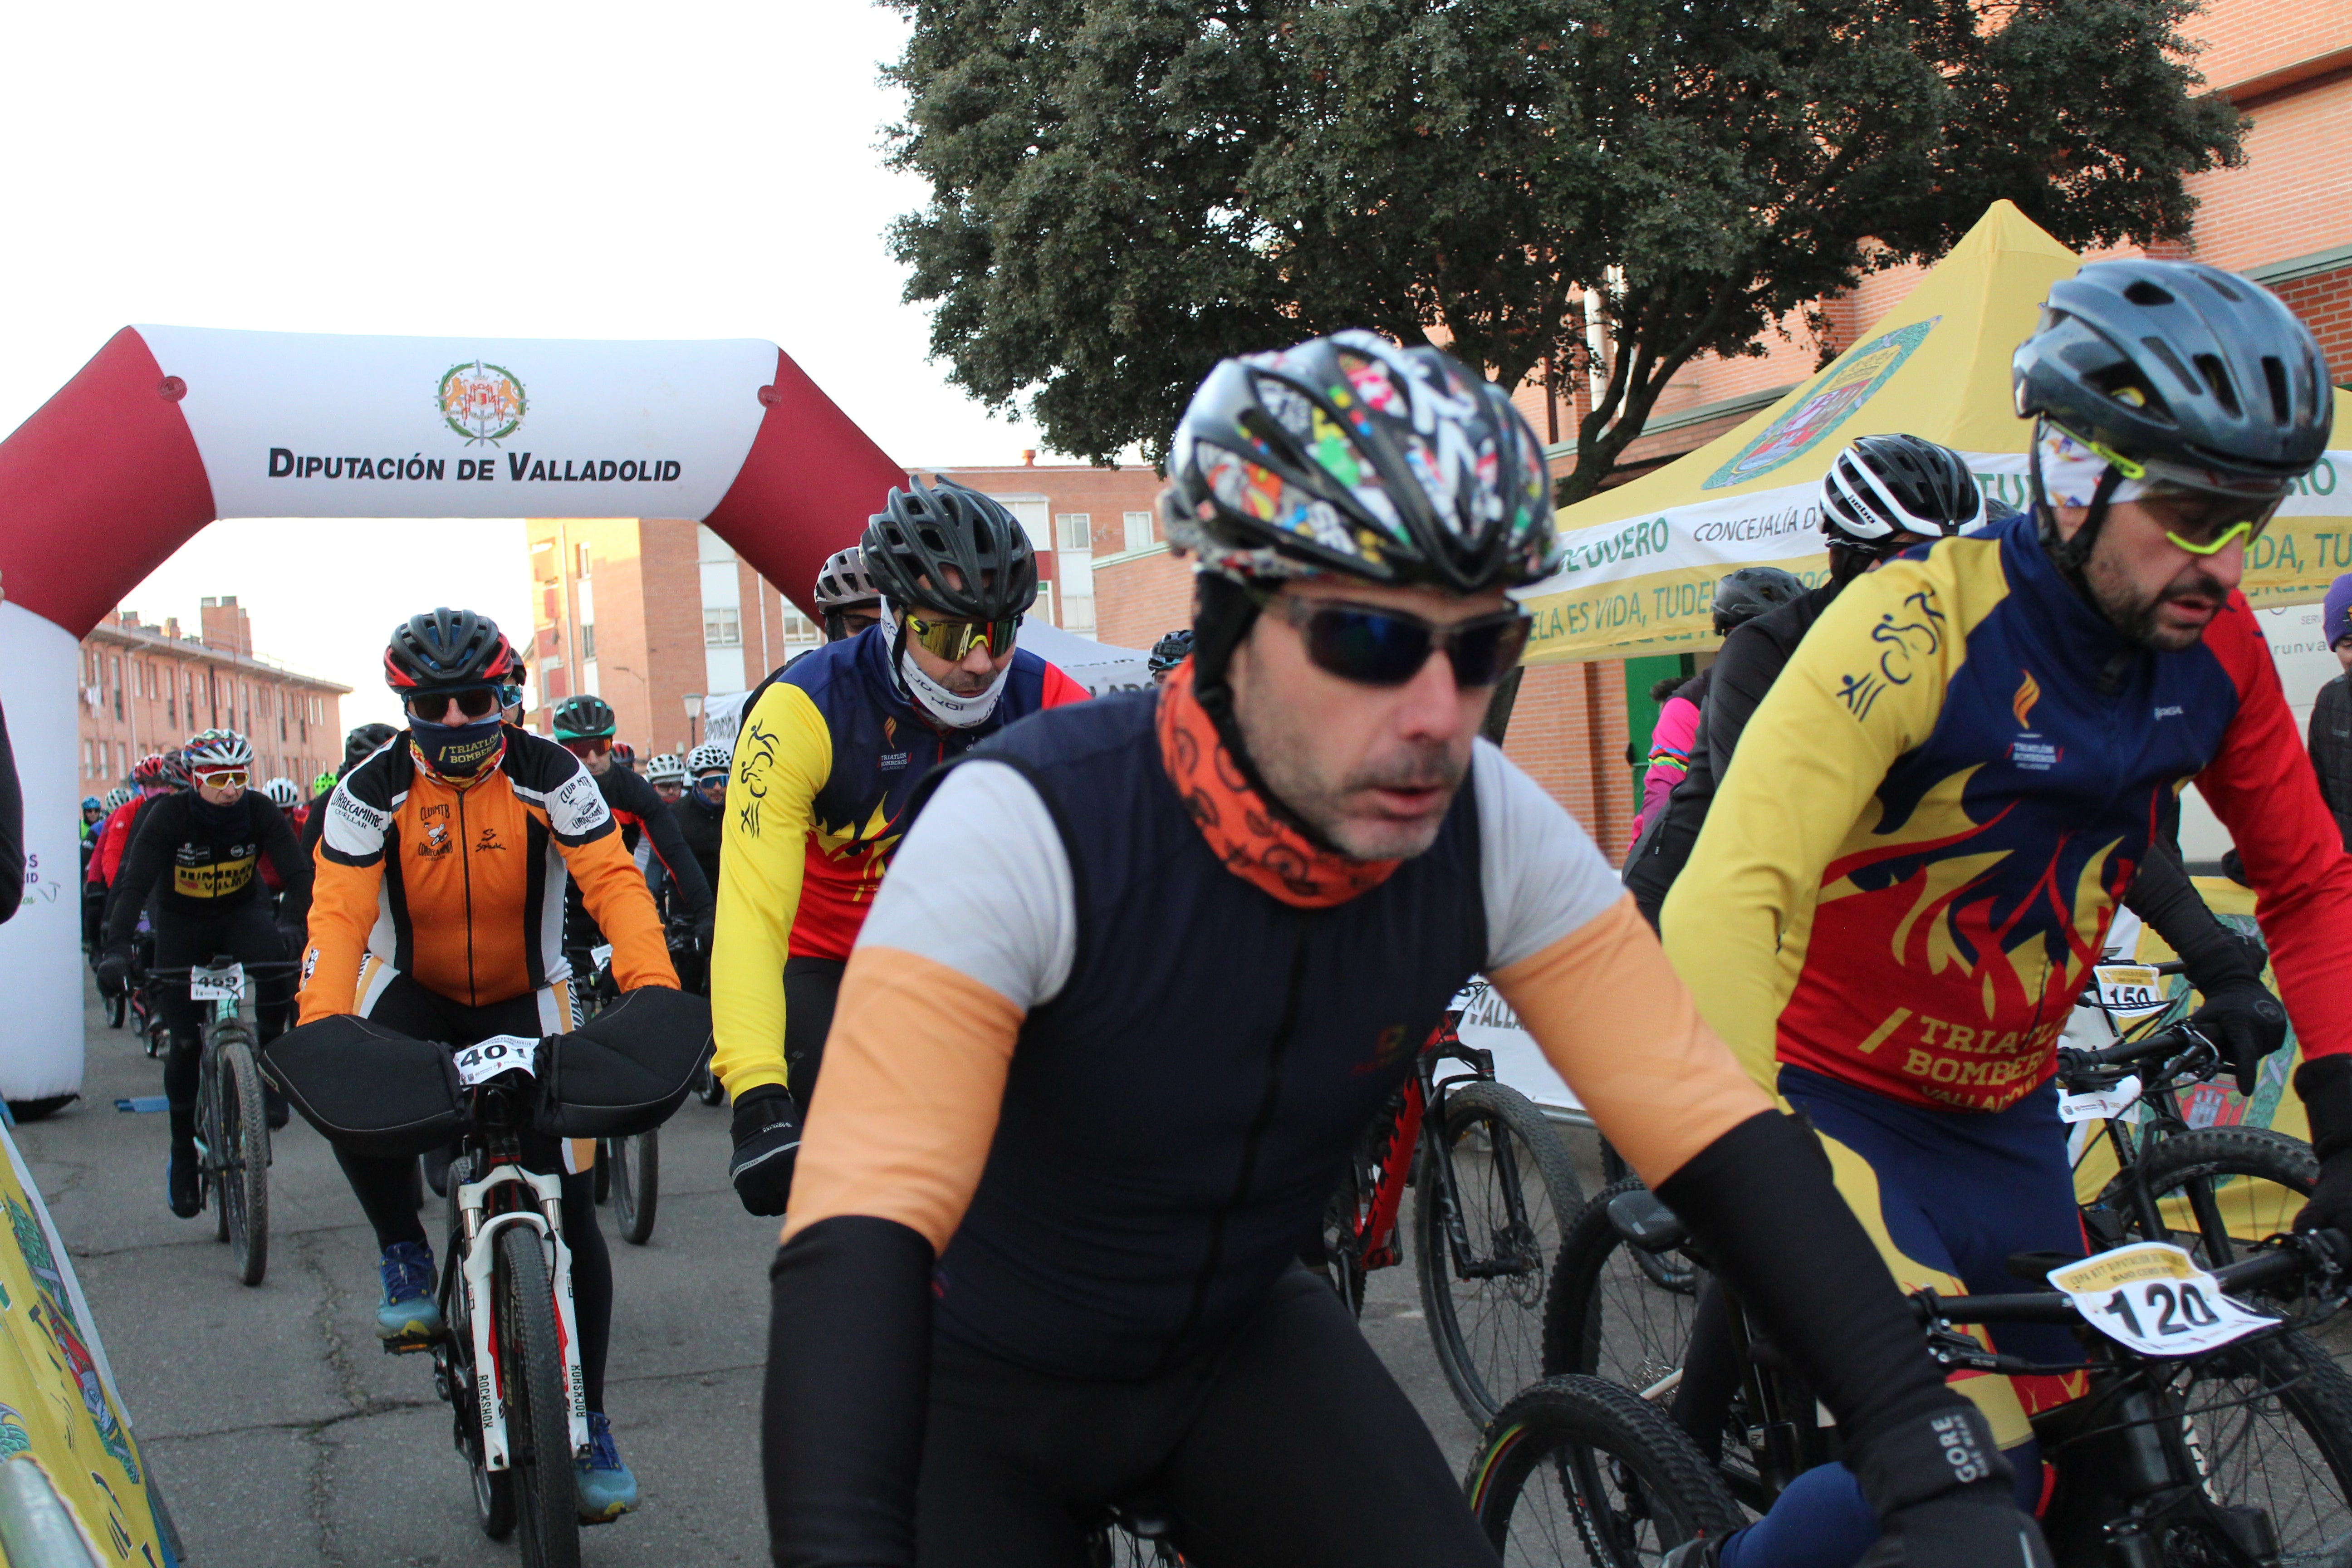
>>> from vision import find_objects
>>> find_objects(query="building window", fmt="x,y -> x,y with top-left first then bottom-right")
82,740 -> 92,776
1055,513 -> 1093,553
580,623 -> 596,662
1123,510 -> 1155,552
781,612 -> 818,642
705,606 -> 742,647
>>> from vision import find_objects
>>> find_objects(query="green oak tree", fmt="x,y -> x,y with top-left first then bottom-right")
886,0 -> 2242,502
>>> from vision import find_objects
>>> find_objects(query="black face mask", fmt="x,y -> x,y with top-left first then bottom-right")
410,716 -> 506,778
192,792 -> 247,831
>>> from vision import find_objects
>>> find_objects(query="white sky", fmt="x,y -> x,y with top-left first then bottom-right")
0,2 -> 1056,731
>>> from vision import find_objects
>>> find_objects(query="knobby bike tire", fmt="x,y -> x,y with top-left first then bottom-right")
695,1065 -> 725,1107
1542,1178 -> 1710,1398
2105,1125 -> 2317,1272
1466,1374 -> 1744,1567
611,1131 -> 659,1246
1417,1080 -> 1585,1425
203,1049 -> 231,1246
219,1036 -> 270,1286
495,1225 -> 581,1568
591,1142 -> 611,1205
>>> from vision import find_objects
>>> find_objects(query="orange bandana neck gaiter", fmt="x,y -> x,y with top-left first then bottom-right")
1155,658 -> 1400,909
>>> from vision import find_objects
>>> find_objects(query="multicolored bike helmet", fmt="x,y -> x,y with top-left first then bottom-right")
183,729 -> 253,771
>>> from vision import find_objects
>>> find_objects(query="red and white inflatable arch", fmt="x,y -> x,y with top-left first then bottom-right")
0,325 -> 903,1099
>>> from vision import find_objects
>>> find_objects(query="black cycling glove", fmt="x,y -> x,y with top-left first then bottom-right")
730,1083 -> 804,1217
2192,975 -> 2290,1098
95,945 -> 132,994
2295,1056 -> 2352,1243
1853,1406 -> 2052,1568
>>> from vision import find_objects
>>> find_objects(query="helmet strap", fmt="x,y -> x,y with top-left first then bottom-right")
2034,417 -> 2125,599
1186,572 -> 1352,857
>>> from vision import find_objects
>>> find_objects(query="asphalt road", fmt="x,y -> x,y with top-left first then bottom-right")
20,979 -> 1601,1566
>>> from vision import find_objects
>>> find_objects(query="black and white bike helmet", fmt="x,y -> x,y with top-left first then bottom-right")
103,787 -> 133,812
646,753 -> 686,787
814,548 -> 882,611
1148,628 -> 1195,676
262,777 -> 301,808
1818,435 -> 1985,559
688,740 -> 733,779
183,728 -> 254,770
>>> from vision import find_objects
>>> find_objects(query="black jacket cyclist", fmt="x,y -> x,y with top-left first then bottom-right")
98,729 -> 307,1217
761,333 -> 2047,1568
550,697 -> 713,972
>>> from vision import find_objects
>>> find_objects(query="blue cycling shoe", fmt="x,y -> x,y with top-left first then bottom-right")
374,1240 -> 441,1341
575,1411 -> 639,1522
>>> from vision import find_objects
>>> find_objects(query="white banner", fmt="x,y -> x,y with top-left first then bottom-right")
0,608 -> 90,1098
1451,979 -> 1586,1122
139,326 -> 777,521
701,689 -> 751,749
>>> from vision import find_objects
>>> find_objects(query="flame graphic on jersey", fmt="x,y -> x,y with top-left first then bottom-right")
1818,764 -> 2123,1022
812,799 -> 904,903
2012,670 -> 2042,730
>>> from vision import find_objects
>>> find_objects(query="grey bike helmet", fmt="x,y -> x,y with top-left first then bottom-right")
1711,567 -> 1805,633
860,479 -> 1039,622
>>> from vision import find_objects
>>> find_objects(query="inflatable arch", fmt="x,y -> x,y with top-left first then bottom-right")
0,325 -> 903,1099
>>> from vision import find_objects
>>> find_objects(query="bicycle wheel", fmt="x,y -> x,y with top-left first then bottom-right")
1417,1080 -> 1585,1424
1542,1179 -> 1709,1400
695,1065 -> 725,1107
2105,1126 -> 2315,1271
1467,1374 -> 1745,1566
494,1225 -> 580,1568
611,1130 -> 659,1246
591,1141 -> 611,1205
2163,1329 -> 2352,1563
218,1037 -> 270,1286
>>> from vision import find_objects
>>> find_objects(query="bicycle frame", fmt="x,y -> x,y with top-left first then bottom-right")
447,1149 -> 589,1470
1342,1019 -> 1511,1278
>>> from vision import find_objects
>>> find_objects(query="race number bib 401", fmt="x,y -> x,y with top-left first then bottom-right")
2047,1242 -> 2276,1358
452,1035 -> 540,1088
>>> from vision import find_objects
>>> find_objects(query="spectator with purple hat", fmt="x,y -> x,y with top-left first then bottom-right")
2314,572 -> 2352,849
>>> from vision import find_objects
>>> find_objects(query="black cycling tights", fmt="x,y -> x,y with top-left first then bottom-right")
911,1266 -> 1499,1568
153,905 -> 293,1142
331,971 -> 613,1414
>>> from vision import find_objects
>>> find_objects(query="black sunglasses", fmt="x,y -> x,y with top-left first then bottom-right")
406,687 -> 502,723
1257,592 -> 1532,689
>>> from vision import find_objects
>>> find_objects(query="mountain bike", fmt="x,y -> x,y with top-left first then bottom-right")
1317,1004 -> 1583,1424
427,1041 -> 591,1568
150,958 -> 293,1287
1544,1018 -> 2315,1447
1472,1200 -> 2352,1567
573,926 -> 687,1247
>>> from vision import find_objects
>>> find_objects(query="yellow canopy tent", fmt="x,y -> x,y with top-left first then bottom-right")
1520,200 -> 2352,666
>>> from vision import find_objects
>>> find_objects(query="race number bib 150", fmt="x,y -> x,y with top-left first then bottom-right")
452,1035 -> 540,1088
2092,965 -> 2170,1019
2047,1242 -> 2276,1358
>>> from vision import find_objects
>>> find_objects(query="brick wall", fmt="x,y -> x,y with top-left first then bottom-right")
2272,265 -> 2352,369
1093,547 -> 1196,654
1499,662 -> 1634,862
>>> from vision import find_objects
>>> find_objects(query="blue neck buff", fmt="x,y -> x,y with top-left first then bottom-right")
409,717 -> 506,780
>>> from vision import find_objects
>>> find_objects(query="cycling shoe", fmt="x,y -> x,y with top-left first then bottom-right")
375,1240 -> 442,1341
576,1411 -> 639,1522
264,1085 -> 290,1131
166,1145 -> 202,1219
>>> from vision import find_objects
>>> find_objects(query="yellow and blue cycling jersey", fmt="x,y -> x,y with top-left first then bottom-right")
708,624 -> 1087,1095
1667,505 -> 2352,1113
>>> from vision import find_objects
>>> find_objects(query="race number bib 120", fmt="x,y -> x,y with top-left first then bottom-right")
2047,1242 -> 2276,1358
190,962 -> 245,1001
452,1035 -> 540,1088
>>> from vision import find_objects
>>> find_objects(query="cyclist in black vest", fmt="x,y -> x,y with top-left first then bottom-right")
550,696 -> 713,989
97,729 -> 308,1215
759,333 -> 2048,1568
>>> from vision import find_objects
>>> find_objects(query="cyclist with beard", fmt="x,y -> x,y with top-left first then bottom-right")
299,610 -> 676,1520
1656,262 -> 2352,1568
97,730 -> 307,1212
761,332 -> 2046,1568
709,480 -> 1088,1218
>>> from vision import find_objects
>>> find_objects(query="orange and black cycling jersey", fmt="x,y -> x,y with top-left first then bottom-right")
299,725 -> 676,1022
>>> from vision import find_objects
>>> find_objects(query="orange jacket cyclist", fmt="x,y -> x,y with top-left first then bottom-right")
710,482 -> 1086,1215
299,608 -> 676,1523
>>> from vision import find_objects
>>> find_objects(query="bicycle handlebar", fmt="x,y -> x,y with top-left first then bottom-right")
1913,1229 -> 2349,1330
2056,1020 -> 2212,1075
145,961 -> 304,980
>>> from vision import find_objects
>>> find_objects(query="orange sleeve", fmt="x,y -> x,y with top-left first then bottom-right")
296,844 -> 382,1023
1490,894 -> 1774,1188
779,946 -> 1020,1251
563,828 -> 679,992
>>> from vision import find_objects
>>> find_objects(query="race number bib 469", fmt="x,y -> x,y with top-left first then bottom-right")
2047,1242 -> 2276,1358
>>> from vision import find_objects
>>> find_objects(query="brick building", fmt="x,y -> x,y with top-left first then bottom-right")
523,461 -> 1166,762
78,596 -> 349,794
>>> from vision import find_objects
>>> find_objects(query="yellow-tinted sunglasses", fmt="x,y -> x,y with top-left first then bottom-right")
904,612 -> 1019,662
